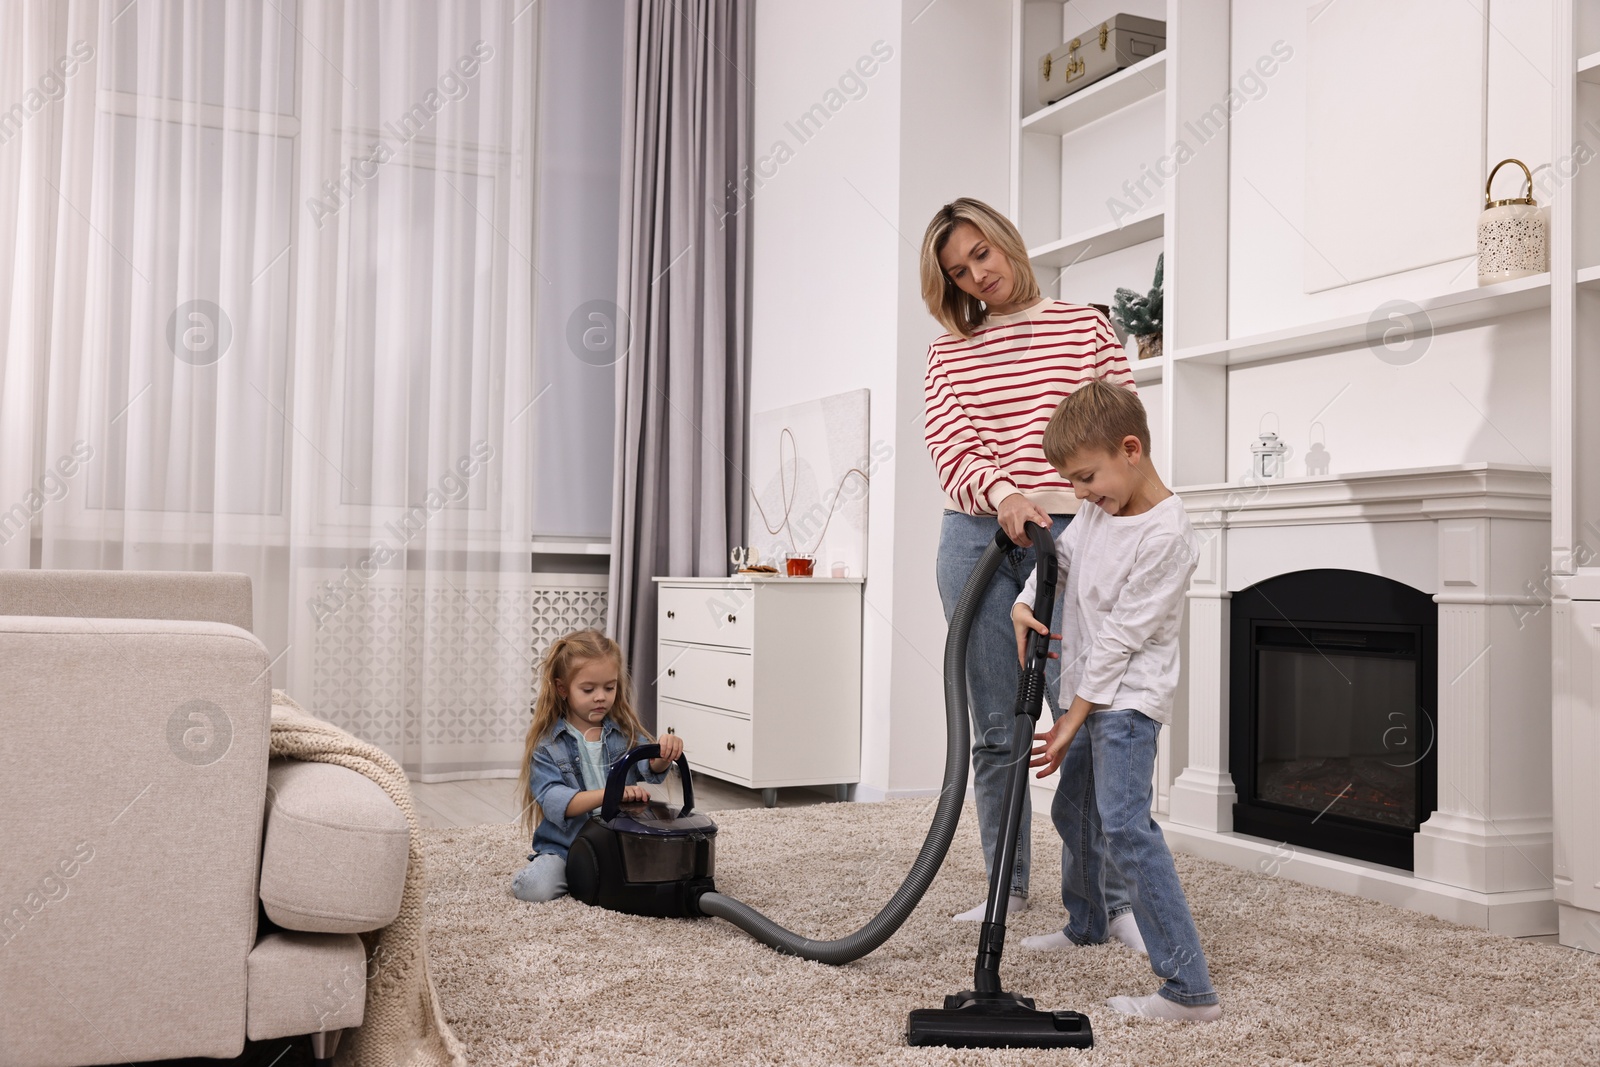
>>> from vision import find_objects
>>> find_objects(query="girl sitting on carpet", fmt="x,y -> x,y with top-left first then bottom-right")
511,628 -> 683,902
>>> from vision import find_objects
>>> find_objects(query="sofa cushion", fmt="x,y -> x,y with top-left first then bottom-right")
246,930 -> 367,1040
259,760 -> 408,933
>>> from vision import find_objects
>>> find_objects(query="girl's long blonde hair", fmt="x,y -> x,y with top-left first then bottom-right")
516,628 -> 650,837
919,197 -> 1042,339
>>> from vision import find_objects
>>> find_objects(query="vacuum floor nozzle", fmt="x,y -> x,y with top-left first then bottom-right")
906,991 -> 1094,1050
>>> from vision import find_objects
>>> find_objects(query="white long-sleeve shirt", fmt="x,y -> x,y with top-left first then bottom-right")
1015,493 -> 1198,725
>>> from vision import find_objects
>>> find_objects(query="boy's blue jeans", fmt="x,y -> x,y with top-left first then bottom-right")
935,510 -> 1130,917
1053,709 -> 1218,1005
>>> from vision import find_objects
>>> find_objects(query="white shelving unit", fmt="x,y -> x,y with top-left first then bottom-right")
1578,48 -> 1600,83
1550,0 -> 1600,956
1129,354 -> 1164,384
1011,1 -> 1169,340
1169,273 -> 1553,368
1027,204 -> 1164,269
1020,51 -> 1167,137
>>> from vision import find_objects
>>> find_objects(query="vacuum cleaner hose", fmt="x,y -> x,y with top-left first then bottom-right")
696,527 -> 1019,965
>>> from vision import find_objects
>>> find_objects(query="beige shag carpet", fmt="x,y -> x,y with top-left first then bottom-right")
420,799 -> 1599,1066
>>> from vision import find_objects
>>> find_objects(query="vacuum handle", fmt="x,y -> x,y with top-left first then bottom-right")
600,744 -> 695,820
993,520 -> 1059,672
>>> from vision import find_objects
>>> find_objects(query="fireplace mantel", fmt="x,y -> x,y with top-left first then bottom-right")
1162,462 -> 1555,935
1177,463 -> 1552,527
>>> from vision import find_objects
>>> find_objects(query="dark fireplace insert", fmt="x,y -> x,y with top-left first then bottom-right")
1229,569 -> 1437,870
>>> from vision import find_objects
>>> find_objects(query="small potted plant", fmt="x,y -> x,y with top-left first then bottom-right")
1112,253 -> 1163,360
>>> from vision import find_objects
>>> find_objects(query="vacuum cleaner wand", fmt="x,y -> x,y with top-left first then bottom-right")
907,520 -> 1094,1049
973,619 -> 1050,994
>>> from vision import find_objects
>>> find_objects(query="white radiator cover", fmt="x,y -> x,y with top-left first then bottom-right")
290,571 -> 608,779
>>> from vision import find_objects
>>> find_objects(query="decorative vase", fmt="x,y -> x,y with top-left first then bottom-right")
1136,333 -> 1163,361
1477,158 -> 1546,286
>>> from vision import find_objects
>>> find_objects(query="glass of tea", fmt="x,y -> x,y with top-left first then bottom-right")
785,554 -> 815,577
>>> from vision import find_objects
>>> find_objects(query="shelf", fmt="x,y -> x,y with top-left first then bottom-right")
1167,273 -> 1552,368
1173,461 -> 1549,506
1579,263 -> 1600,289
1555,568 -> 1600,600
1028,205 -> 1163,269
1020,52 -> 1166,137
1579,50 -> 1600,84
1130,355 -> 1164,384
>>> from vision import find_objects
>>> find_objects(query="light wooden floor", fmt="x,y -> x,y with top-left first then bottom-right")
410,774 -> 843,829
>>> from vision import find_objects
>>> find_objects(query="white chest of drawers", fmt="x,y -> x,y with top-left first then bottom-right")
651,576 -> 863,806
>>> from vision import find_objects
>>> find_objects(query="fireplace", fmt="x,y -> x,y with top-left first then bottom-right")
1229,569 -> 1438,870
1165,464 -> 1552,933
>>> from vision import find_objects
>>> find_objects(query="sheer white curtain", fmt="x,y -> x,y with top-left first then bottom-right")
0,0 -> 541,779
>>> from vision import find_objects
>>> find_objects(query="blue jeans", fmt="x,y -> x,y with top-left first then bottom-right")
1053,709 -> 1217,1005
511,853 -> 567,902
935,510 -> 1130,915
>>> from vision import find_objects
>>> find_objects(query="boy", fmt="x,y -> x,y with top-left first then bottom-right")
1011,378 -> 1221,1022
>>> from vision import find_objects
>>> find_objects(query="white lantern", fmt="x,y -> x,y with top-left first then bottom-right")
1251,431 -> 1287,481
1477,158 -> 1546,286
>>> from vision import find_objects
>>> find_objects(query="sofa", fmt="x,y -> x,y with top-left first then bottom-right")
0,571 -> 411,1067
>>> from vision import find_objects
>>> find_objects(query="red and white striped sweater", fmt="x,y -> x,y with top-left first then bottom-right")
924,299 -> 1137,516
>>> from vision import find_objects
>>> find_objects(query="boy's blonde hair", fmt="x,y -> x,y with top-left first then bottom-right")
515,628 -> 650,837
1042,379 -> 1151,470
919,198 -> 1042,339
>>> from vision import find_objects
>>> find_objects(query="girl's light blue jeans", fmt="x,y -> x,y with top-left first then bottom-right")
1053,709 -> 1217,1005
935,509 -> 1131,917
511,853 -> 567,902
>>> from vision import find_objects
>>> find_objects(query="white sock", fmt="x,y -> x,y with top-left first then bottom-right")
952,894 -> 1027,922
1020,929 -> 1077,951
1020,914 -> 1147,953
1108,911 -> 1148,956
1106,993 -> 1221,1022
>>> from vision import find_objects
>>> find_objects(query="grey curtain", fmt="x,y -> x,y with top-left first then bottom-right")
609,0 -> 752,728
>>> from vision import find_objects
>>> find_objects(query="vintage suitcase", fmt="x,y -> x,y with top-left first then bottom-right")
1038,14 -> 1166,106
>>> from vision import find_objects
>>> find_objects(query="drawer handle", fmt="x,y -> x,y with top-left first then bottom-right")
666,727 -> 675,734
666,668 -> 676,677
727,613 -> 737,623
726,678 -> 736,687
726,741 -> 736,751
666,609 -> 676,619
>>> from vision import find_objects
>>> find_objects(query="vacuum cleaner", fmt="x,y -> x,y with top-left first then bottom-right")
564,520 -> 1091,1049
566,745 -> 718,918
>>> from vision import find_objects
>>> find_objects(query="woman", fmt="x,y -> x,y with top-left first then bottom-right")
919,197 -> 1144,952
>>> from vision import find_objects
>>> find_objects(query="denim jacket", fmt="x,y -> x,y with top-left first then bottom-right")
528,717 -> 663,859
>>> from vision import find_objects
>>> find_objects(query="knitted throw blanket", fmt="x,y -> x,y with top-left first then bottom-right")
269,691 -> 467,1067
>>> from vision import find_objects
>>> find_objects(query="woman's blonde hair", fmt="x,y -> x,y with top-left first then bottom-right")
919,197 -> 1042,339
516,628 -> 650,837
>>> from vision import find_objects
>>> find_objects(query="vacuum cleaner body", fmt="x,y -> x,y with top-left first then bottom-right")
566,744 -> 718,919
